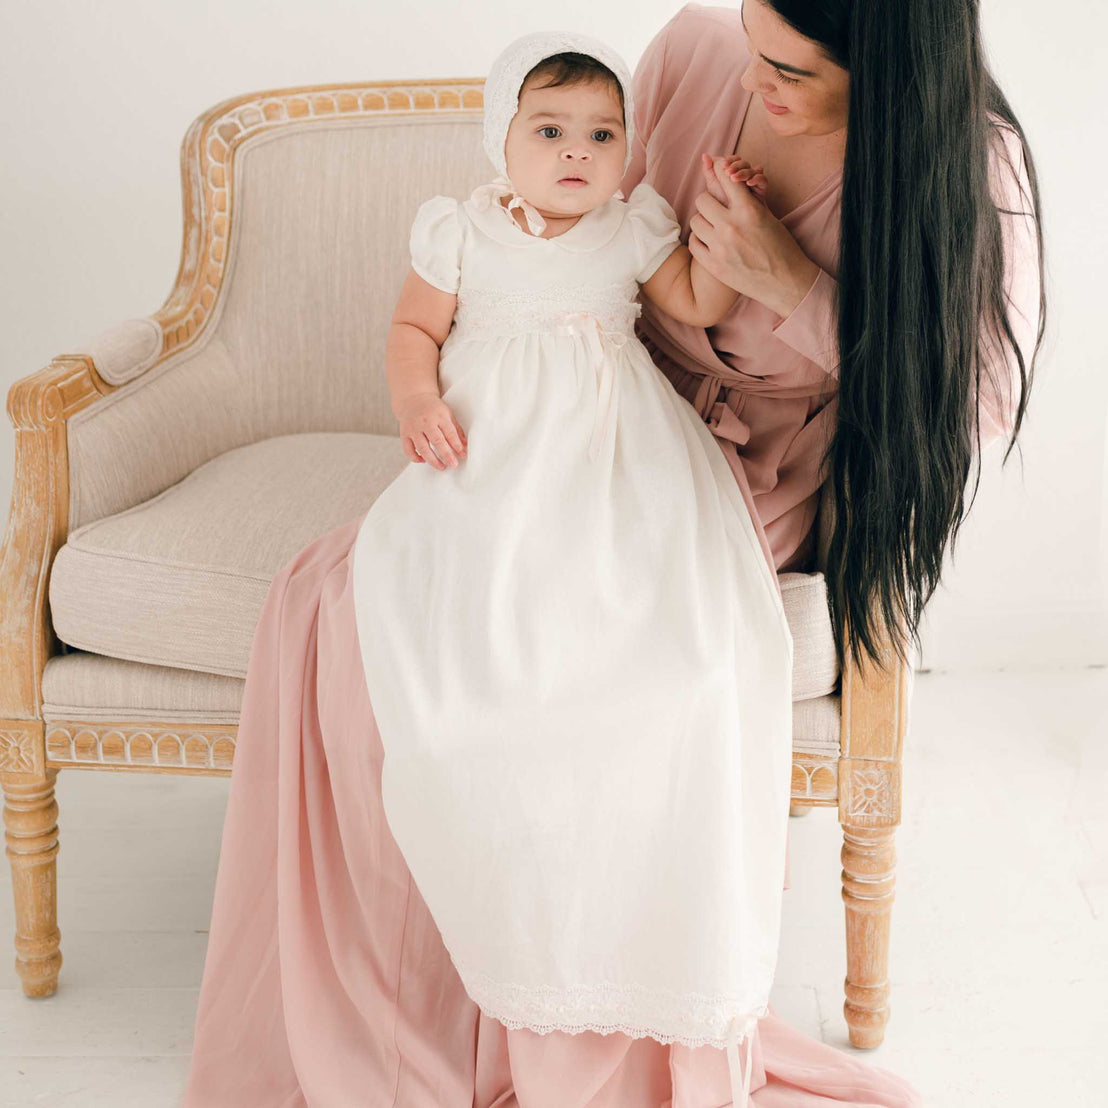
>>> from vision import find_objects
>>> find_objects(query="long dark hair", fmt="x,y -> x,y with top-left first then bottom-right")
770,0 -> 1047,673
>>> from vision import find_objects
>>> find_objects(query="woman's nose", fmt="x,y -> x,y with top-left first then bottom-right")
740,60 -> 770,93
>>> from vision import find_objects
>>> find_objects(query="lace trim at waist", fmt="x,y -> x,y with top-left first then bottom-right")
452,280 -> 642,340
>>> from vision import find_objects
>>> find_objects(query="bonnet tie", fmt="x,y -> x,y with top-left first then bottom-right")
470,173 -> 625,240
470,174 -> 549,237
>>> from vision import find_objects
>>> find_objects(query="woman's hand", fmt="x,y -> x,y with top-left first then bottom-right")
689,153 -> 821,319
395,391 -> 467,469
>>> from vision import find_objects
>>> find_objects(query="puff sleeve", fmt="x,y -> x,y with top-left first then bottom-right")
408,195 -> 463,294
626,181 -> 682,284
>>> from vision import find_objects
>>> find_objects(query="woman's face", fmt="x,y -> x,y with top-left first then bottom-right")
503,75 -> 628,219
738,0 -> 850,137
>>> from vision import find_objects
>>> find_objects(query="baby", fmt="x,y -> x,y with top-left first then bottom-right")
352,32 -> 794,1108
385,51 -> 767,469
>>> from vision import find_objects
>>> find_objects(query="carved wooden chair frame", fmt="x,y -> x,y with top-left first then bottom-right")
0,77 -> 911,1051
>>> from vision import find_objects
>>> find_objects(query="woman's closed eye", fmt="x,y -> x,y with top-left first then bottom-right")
739,18 -> 802,85
537,126 -> 616,142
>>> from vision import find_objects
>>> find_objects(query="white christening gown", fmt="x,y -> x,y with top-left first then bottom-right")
351,179 -> 795,1101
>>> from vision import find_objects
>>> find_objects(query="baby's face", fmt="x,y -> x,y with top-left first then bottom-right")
503,76 -> 627,219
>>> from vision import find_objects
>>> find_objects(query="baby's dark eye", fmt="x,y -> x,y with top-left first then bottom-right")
592,130 -> 613,143
539,126 -> 560,138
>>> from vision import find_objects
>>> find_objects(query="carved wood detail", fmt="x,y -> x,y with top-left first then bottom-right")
842,760 -> 901,822
0,721 -> 45,776
45,721 -> 238,773
790,752 -> 839,804
39,717 -> 853,790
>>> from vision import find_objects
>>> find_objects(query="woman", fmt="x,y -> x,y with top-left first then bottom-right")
628,0 -> 1043,674
181,2 -> 1043,1105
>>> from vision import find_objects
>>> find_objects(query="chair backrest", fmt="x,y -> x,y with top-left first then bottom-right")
211,105 -> 491,437
67,83 -> 492,529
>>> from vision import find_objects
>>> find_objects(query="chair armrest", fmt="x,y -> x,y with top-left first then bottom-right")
78,317 -> 164,385
0,353 -> 113,734
0,310 -> 242,733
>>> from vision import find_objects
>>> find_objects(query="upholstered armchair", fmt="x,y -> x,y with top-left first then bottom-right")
0,77 -> 913,1050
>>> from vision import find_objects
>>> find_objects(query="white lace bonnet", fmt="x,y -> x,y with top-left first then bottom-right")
477,31 -> 635,234
482,29 -> 635,180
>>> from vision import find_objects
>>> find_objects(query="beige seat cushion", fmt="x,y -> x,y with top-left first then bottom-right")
48,430 -> 840,709
49,431 -> 409,678
43,650 -> 245,724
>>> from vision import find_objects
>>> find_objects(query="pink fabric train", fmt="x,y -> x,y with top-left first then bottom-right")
181,513 -> 924,1106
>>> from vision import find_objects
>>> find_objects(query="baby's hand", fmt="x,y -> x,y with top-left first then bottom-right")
395,391 -> 467,470
699,153 -> 768,205
721,155 -> 769,201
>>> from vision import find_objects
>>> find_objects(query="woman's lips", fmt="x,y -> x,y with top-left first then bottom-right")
763,96 -> 789,114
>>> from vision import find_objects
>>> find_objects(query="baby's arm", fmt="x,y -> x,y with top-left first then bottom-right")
386,270 -> 467,469
637,158 -> 766,328
386,268 -> 454,411
638,246 -> 740,328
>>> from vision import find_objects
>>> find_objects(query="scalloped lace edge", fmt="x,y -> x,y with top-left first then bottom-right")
453,958 -> 769,1050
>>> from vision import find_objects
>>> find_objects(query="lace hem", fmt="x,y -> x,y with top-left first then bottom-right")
453,956 -> 769,1050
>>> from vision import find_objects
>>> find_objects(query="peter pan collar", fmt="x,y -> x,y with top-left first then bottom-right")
464,175 -> 627,252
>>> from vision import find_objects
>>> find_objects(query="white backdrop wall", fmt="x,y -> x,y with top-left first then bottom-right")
1,0 -> 1104,671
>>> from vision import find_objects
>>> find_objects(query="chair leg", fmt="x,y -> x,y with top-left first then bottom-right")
840,822 -> 896,1048
2,766 -> 63,997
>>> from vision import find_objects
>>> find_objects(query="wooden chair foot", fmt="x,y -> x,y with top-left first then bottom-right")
840,821 -> 896,1048
2,767 -> 63,997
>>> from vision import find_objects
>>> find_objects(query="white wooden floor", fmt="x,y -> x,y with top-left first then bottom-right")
1,669 -> 1105,1107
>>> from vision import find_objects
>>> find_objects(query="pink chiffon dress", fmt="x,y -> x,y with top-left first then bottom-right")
181,4 -> 1039,1105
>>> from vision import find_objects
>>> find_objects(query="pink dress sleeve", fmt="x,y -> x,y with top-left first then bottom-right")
770,121 -> 1041,454
767,267 -> 840,374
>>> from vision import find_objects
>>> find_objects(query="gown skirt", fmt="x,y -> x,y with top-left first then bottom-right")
180,511 -> 925,1108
